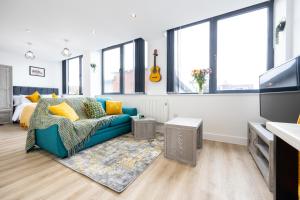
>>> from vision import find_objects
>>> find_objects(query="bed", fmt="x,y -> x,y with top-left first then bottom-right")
12,86 -> 59,128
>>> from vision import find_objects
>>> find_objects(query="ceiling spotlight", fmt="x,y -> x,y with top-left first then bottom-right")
24,42 -> 35,60
61,39 -> 72,57
92,29 -> 96,35
131,13 -> 136,18
25,29 -> 31,33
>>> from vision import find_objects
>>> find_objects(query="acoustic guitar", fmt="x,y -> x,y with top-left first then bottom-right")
149,49 -> 161,82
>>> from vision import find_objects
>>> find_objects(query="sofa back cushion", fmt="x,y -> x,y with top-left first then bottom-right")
96,97 -> 112,111
84,101 -> 106,119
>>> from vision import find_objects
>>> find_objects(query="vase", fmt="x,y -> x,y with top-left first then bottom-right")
197,84 -> 204,94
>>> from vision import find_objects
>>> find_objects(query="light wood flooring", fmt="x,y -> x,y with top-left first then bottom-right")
0,124 -> 273,200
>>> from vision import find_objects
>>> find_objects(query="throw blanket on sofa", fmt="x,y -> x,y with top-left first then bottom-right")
26,97 -> 116,156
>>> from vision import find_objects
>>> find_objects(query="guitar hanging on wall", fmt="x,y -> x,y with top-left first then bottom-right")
149,49 -> 161,82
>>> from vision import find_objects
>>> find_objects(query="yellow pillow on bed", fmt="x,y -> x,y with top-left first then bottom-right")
106,100 -> 122,115
26,91 -> 40,102
52,93 -> 59,99
48,102 -> 79,122
297,115 -> 300,124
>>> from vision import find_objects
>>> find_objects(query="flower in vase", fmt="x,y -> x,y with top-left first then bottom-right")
191,68 -> 212,93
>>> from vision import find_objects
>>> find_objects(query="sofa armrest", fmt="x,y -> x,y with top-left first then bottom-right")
122,107 -> 137,116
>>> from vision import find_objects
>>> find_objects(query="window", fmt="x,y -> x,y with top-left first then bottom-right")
167,2 -> 273,93
103,47 -> 121,93
62,56 -> 82,95
217,8 -> 268,91
102,38 -> 145,94
174,22 -> 210,93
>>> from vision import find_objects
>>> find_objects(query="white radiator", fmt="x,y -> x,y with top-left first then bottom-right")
125,98 -> 169,123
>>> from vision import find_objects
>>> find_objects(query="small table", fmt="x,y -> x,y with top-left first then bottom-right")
131,116 -> 156,140
164,117 -> 203,166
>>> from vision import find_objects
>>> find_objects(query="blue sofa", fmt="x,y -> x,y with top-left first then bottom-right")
35,98 -> 137,158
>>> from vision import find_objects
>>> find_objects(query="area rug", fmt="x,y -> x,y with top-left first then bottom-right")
56,133 -> 164,192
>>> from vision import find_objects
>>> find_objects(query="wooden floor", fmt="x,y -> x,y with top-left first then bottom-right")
0,124 -> 273,200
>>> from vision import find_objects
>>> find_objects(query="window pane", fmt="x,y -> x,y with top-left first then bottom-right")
175,22 -> 210,93
103,47 -> 121,93
68,57 -> 80,95
217,8 -> 268,91
124,43 -> 135,94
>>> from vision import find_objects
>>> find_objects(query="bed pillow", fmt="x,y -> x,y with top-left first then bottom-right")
106,100 -> 123,115
26,91 -> 40,102
48,102 -> 79,122
41,94 -> 52,98
13,95 -> 23,106
52,93 -> 59,99
13,95 -> 31,106
84,101 -> 106,119
297,115 -> 300,124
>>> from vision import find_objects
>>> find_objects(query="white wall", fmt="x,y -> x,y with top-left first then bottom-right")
98,94 -> 263,145
292,0 -> 300,57
0,51 -> 62,94
146,38 -> 167,95
81,51 -> 101,97
274,0 -> 300,66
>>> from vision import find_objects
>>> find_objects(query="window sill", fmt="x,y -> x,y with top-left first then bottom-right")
99,92 -> 260,97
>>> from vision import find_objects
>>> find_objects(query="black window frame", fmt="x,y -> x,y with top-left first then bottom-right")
62,55 -> 83,95
167,1 -> 274,94
101,38 -> 145,95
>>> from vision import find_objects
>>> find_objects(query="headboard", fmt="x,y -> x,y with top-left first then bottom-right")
13,86 -> 59,95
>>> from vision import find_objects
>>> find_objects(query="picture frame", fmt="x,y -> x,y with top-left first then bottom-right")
29,66 -> 45,77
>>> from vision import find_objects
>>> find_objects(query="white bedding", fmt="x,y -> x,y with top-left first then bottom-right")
12,102 -> 32,121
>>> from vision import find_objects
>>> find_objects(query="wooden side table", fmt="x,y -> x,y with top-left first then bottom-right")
132,117 -> 156,140
164,117 -> 203,166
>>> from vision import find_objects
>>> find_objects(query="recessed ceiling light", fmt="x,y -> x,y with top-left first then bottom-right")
25,29 -> 31,33
92,29 -> 96,35
131,13 -> 136,18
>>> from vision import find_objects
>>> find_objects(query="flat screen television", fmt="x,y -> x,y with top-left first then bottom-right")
259,56 -> 300,123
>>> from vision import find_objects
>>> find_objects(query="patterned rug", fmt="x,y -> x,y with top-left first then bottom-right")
56,133 -> 164,192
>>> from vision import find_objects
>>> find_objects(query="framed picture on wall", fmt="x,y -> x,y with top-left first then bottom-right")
29,66 -> 45,77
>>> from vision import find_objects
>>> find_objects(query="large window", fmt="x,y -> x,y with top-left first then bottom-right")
174,22 -> 210,93
102,38 -> 145,94
217,8 -> 268,91
62,56 -> 82,95
103,47 -> 121,93
168,2 -> 273,93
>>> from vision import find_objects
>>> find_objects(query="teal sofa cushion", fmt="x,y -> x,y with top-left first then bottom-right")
96,97 -> 111,111
110,114 -> 131,127
122,107 -> 137,116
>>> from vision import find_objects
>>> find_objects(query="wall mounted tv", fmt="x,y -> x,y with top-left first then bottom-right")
259,56 -> 300,123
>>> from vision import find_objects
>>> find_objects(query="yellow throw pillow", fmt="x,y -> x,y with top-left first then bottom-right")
26,91 -> 40,102
52,93 -> 59,99
297,115 -> 300,124
48,102 -> 79,122
106,100 -> 123,115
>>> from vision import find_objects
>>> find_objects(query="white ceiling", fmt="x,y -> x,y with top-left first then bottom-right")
0,0 -> 265,62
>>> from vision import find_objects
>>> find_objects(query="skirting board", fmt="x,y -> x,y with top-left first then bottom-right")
203,132 -> 247,146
